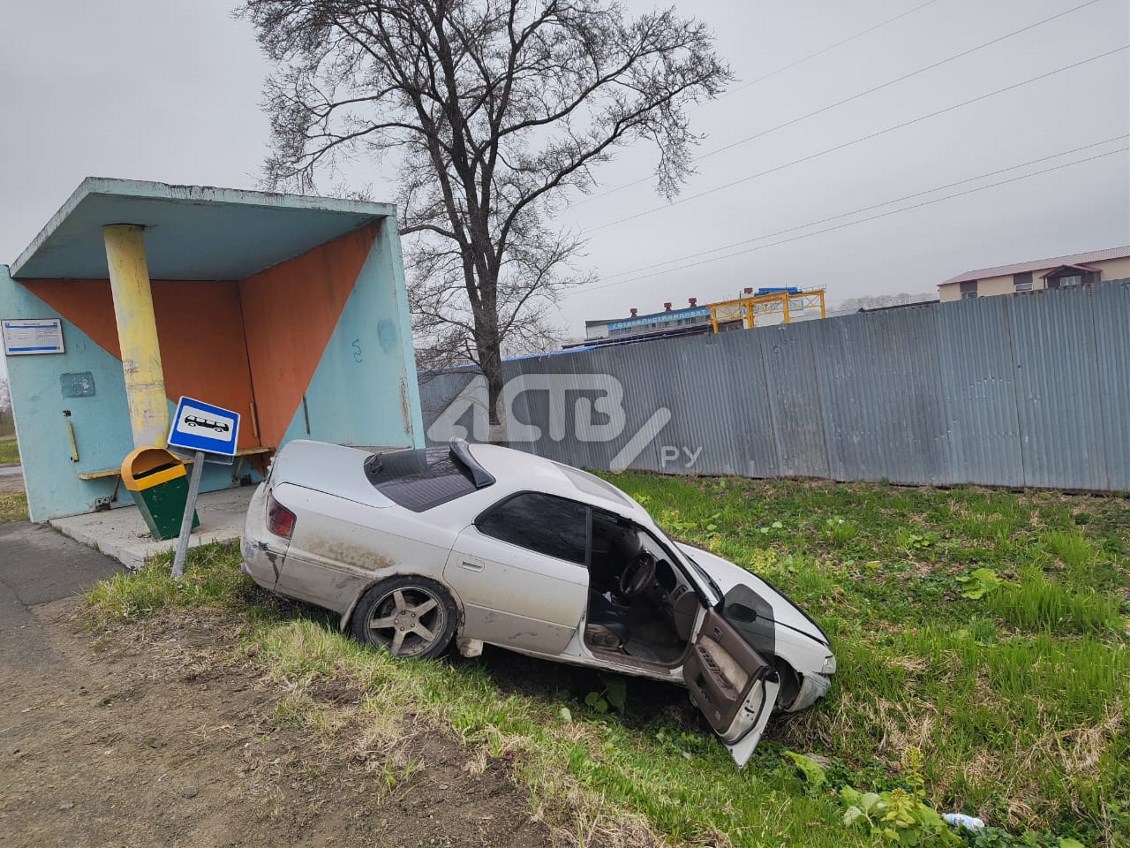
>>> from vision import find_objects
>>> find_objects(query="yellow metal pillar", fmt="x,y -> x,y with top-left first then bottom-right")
103,225 -> 169,448
782,294 -> 792,324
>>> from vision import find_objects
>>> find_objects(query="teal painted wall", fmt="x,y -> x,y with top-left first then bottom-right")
2,264 -> 134,520
378,216 -> 426,450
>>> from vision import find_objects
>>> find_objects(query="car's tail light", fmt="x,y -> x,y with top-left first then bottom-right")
267,492 -> 297,539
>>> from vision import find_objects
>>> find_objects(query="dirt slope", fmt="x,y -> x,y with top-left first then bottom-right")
0,550 -> 551,847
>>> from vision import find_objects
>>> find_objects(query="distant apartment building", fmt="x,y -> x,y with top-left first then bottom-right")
938,246 -> 1130,302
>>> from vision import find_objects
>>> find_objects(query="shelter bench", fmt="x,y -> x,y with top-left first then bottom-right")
78,446 -> 275,509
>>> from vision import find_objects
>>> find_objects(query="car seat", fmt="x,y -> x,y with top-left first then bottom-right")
585,529 -> 640,648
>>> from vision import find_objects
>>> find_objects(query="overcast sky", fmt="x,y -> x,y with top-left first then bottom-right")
1,0 -> 1127,359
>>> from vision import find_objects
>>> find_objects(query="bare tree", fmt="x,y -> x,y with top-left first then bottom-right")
240,0 -> 730,424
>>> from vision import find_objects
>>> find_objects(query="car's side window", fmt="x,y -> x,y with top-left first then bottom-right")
476,493 -> 589,565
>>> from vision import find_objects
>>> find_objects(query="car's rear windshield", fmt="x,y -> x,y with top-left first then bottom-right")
364,447 -> 477,512
551,461 -> 634,506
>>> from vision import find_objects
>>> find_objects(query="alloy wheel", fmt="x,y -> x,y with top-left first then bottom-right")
366,586 -> 448,657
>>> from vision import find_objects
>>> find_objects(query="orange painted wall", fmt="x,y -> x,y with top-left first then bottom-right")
153,282 -> 259,449
238,224 -> 378,450
22,279 -> 119,355
23,279 -> 260,449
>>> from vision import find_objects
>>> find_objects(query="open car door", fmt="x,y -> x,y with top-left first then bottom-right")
683,608 -> 780,767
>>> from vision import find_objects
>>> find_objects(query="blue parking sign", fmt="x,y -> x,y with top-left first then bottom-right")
167,396 -> 240,456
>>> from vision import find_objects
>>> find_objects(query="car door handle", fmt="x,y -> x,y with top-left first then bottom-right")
460,559 -> 485,572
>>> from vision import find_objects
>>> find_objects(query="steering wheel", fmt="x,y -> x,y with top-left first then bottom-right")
619,551 -> 657,599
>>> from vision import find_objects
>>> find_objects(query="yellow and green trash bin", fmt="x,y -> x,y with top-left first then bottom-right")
121,447 -> 200,541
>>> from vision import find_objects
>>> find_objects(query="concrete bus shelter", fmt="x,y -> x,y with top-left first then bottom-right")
1,178 -> 424,523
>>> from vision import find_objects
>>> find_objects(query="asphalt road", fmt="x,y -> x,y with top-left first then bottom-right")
0,465 -> 25,496
0,522 -> 121,668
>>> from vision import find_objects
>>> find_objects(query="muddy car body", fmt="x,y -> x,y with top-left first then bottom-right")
242,439 -> 835,765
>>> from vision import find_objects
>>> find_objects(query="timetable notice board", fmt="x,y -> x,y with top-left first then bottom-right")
2,319 -> 64,355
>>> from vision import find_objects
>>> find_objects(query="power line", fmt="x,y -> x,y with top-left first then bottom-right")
697,0 -> 1104,164
575,0 -> 1105,206
595,135 -> 1129,283
584,45 -> 1128,235
580,147 -> 1127,293
726,0 -> 942,96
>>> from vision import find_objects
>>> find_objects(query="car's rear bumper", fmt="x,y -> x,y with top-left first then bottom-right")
242,483 -> 283,589
241,537 -> 278,590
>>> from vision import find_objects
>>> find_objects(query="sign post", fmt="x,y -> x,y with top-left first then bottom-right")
166,397 -> 240,579
171,451 -> 205,579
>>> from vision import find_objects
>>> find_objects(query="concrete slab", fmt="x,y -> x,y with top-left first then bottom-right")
11,177 -> 395,281
49,486 -> 254,570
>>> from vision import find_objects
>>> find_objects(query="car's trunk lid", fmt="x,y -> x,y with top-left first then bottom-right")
270,440 -> 395,509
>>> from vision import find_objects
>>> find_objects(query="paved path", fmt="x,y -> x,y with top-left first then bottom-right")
0,522 -> 121,667
0,465 -> 24,496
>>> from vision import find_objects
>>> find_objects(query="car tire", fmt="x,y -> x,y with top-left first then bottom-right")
770,656 -> 801,711
350,576 -> 458,660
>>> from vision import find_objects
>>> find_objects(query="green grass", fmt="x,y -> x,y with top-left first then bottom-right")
0,437 -> 20,466
0,492 -> 28,523
609,475 -> 1129,844
83,477 -> 1130,848
84,543 -> 251,619
986,567 -> 1123,635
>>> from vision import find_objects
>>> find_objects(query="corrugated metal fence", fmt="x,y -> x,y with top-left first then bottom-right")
418,282 -> 1130,491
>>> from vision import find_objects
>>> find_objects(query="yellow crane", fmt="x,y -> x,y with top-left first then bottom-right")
706,287 -> 826,332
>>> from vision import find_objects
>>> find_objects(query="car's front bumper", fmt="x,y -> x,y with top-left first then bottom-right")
791,672 -> 833,712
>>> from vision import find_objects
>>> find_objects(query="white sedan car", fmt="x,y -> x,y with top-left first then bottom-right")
242,439 -> 835,766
